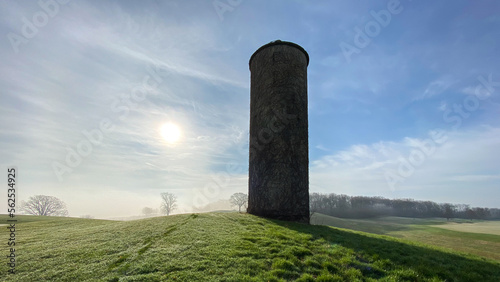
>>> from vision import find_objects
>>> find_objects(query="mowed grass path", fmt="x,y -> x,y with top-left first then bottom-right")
0,213 -> 499,281
311,213 -> 500,262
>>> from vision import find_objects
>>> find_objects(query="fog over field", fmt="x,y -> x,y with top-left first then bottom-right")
1,0 -> 499,218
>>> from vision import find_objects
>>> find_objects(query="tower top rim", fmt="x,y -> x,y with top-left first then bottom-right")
249,40 -> 309,70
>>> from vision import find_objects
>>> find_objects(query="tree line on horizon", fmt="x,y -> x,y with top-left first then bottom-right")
310,192 -> 500,220
19,192 -> 499,221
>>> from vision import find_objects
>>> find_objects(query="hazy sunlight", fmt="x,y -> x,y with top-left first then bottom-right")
160,122 -> 181,144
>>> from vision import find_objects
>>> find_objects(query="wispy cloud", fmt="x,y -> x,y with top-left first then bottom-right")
414,76 -> 457,101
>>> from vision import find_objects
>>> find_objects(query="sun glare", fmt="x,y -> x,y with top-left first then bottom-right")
160,123 -> 181,144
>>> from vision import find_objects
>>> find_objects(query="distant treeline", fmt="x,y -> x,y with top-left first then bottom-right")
310,193 -> 500,220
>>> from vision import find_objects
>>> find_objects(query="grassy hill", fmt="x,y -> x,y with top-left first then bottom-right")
1,213 -> 500,281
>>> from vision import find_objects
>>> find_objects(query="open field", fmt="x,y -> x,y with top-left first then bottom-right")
1,213 -> 499,281
311,213 -> 500,262
432,221 -> 500,235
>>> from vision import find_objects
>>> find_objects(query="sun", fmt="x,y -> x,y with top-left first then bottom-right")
160,123 -> 181,144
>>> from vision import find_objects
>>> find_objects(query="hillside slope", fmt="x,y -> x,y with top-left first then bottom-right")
1,213 -> 500,281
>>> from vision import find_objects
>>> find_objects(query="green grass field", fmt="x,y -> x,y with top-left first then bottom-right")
311,213 -> 500,262
1,213 -> 500,281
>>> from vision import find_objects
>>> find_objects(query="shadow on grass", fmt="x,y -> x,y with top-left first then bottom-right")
274,220 -> 500,281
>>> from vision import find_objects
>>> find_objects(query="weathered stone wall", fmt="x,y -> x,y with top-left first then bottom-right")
248,41 -> 309,223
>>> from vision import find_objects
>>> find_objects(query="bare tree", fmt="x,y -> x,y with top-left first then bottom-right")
20,195 -> 68,216
230,193 -> 248,212
160,193 -> 177,216
142,207 -> 155,217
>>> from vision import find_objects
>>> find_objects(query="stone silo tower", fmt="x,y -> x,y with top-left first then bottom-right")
247,40 -> 309,223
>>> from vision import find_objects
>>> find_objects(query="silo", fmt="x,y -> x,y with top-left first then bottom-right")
247,40 -> 309,223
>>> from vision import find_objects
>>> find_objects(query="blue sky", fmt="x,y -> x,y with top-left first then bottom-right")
1,0 -> 499,218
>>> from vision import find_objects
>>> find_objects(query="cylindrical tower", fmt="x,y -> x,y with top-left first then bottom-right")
248,40 -> 309,223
